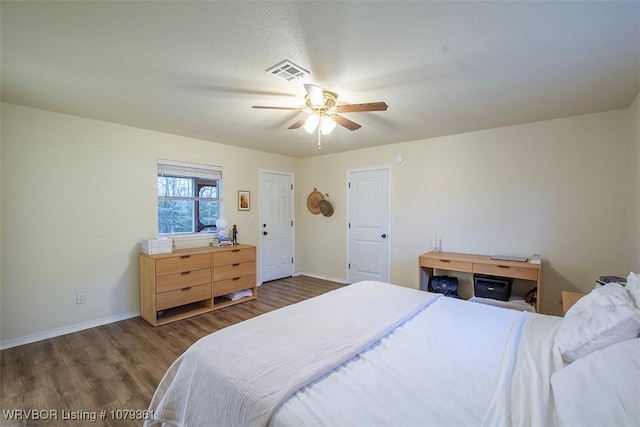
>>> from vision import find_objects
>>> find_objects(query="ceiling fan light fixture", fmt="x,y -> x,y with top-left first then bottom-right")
303,114 -> 320,133
320,116 -> 336,135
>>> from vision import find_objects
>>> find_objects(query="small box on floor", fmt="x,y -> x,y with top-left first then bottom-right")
473,274 -> 513,301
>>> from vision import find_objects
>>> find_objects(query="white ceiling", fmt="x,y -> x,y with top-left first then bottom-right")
1,1 -> 639,158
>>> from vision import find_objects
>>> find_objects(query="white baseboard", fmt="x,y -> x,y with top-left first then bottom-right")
0,311 -> 140,350
294,271 -> 347,285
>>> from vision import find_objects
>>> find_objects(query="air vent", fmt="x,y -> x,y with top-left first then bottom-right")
266,60 -> 310,82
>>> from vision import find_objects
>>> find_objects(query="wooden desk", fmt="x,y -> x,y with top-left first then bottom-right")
419,251 -> 542,312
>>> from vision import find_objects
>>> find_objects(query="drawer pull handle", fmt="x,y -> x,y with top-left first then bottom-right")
180,271 -> 191,275
497,265 -> 510,269
232,249 -> 240,253
440,259 -> 451,263
232,263 -> 240,267
232,277 -> 240,281
180,255 -> 191,259
181,287 -> 192,291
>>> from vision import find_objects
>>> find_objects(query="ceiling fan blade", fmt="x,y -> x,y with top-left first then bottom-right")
304,84 -> 324,106
332,114 -> 361,131
288,117 -> 308,129
334,102 -> 388,113
252,106 -> 304,111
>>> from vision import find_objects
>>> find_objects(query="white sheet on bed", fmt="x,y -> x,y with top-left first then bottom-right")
271,297 -> 562,427
146,281 -> 441,427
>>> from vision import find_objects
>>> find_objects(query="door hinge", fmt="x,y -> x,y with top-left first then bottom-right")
292,257 -> 294,264
348,182 -> 351,188
291,184 -> 293,190
348,263 -> 351,269
291,220 -> 294,227
348,222 -> 351,229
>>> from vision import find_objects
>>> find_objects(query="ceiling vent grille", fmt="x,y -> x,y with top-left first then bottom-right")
266,60 -> 310,82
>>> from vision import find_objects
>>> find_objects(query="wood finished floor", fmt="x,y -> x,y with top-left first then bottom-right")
0,276 -> 343,426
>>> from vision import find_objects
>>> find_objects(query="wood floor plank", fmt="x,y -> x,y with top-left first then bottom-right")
0,276 -> 343,426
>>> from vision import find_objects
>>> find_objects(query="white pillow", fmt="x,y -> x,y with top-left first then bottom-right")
626,272 -> 640,309
552,338 -> 640,427
555,283 -> 640,363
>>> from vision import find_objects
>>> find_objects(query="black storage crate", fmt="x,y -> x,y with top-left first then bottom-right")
473,274 -> 513,301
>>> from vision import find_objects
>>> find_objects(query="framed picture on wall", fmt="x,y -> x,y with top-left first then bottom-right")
238,191 -> 250,211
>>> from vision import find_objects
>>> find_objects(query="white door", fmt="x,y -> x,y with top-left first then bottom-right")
260,171 -> 294,282
347,167 -> 390,283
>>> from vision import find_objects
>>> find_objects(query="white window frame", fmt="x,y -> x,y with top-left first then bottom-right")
157,159 -> 223,239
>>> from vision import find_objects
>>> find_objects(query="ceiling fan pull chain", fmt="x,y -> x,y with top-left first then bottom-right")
317,127 -> 322,150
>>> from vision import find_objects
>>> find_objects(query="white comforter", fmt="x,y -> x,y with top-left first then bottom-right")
146,281 -> 563,427
147,281 -> 440,427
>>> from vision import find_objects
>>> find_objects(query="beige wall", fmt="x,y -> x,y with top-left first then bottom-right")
0,103 -> 297,345
1,96 -> 638,346
296,106 -> 636,315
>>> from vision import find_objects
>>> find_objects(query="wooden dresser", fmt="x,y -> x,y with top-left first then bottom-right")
139,244 -> 256,326
419,251 -> 542,313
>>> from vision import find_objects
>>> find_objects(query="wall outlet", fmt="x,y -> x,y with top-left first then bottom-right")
76,292 -> 86,304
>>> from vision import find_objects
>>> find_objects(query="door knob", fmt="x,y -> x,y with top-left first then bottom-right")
381,234 -> 387,238
263,231 -> 268,236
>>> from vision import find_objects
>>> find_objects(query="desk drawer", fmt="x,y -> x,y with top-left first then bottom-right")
473,263 -> 538,281
213,275 -> 256,297
213,248 -> 255,266
214,261 -> 255,282
156,254 -> 210,276
156,283 -> 212,310
156,268 -> 211,293
421,257 -> 472,273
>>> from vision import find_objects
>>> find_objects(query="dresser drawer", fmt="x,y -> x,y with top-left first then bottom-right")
213,275 -> 256,297
156,283 -> 212,311
213,248 -> 255,266
214,261 -> 255,282
421,257 -> 472,273
156,268 -> 211,293
155,253 -> 211,276
473,263 -> 538,281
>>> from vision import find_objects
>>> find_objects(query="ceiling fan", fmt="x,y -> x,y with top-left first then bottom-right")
252,84 -> 388,150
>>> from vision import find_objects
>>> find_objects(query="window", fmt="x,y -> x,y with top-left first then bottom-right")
157,160 -> 222,235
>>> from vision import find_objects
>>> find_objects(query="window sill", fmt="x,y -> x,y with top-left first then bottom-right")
160,232 -> 218,242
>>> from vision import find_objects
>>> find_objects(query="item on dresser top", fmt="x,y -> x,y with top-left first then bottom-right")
217,238 -> 233,247
141,238 -> 173,255
474,274 -> 513,301
430,276 -> 459,297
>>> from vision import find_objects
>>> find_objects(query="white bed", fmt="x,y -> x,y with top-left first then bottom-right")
145,280 -> 640,427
